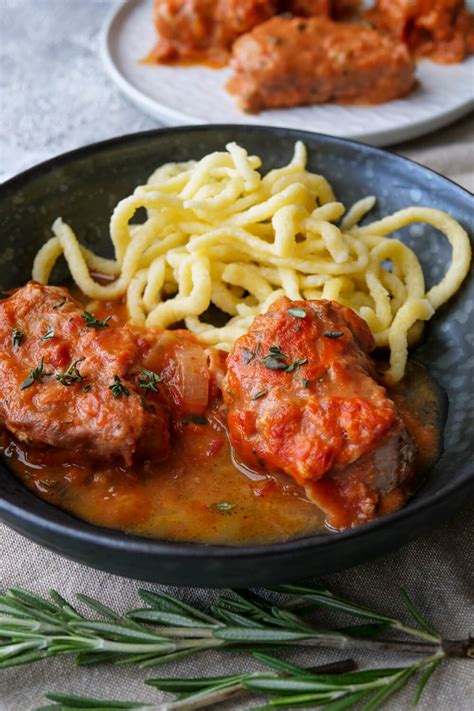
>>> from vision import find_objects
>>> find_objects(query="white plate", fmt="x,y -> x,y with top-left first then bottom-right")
101,0 -> 474,146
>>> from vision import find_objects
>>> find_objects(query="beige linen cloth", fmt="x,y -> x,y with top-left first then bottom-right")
1,115 -> 474,711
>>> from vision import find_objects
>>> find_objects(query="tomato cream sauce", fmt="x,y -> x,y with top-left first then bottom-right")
0,354 -> 443,545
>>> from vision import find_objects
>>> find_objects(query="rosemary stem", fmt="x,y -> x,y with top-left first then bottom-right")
162,659 -> 358,711
442,637 -> 474,658
166,682 -> 244,711
100,641 -> 177,654
173,638 -> 226,651
288,636 -> 441,656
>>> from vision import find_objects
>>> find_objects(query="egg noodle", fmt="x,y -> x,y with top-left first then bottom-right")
32,142 -> 471,383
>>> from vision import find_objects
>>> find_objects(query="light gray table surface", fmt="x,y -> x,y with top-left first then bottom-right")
1,2 -> 473,711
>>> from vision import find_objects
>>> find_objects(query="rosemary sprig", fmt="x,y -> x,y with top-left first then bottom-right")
37,659 -> 357,711
0,585 -> 470,711
37,653 -> 446,711
1,584 -> 472,675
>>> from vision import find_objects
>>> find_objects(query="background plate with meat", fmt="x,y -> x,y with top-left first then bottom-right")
102,0 -> 474,146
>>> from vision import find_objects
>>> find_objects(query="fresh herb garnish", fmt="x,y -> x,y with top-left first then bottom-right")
269,345 -> 286,355
42,328 -> 55,340
252,389 -> 267,400
37,478 -> 58,489
52,300 -> 66,310
0,291 -> 11,300
262,345 -> 288,371
287,307 -> 306,318
56,358 -> 85,386
324,331 -> 344,339
213,501 -> 236,512
262,346 -> 307,374
302,378 -> 311,388
2,584 -> 472,711
108,375 -> 129,398
20,357 -> 49,390
138,367 -> 163,393
242,348 -> 255,364
183,414 -> 209,425
262,357 -> 288,371
82,384 -> 92,393
286,357 -> 308,374
11,328 -> 24,348
81,311 -> 111,329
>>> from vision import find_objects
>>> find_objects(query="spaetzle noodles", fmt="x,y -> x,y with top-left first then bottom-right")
32,142 -> 471,383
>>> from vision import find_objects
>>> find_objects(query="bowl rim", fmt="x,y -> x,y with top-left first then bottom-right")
1,123 -> 473,560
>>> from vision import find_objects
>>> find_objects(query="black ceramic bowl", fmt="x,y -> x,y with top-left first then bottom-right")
0,126 -> 473,587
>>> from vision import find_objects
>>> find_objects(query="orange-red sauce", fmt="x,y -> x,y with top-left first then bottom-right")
0,352 -> 443,544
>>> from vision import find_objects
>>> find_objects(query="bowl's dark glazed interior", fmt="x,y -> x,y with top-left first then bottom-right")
0,125 -> 473,587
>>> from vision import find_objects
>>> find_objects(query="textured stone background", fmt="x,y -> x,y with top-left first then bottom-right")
1,0 -> 156,181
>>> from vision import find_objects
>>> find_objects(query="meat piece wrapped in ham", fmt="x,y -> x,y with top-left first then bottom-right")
223,297 -> 416,528
365,0 -> 474,64
227,15 -> 415,112
0,283 -> 172,465
150,0 -> 278,63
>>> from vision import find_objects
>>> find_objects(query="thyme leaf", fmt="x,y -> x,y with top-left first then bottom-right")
108,375 -> 129,398
252,389 -> 268,400
11,328 -> 24,348
262,357 -> 288,371
324,331 -> 344,339
287,308 -> 306,319
138,367 -> 163,393
262,345 -> 288,371
56,358 -> 85,387
41,329 -> 55,340
213,502 -> 236,512
268,345 -> 287,357
286,358 -> 308,374
81,311 -> 111,329
20,357 -> 50,390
